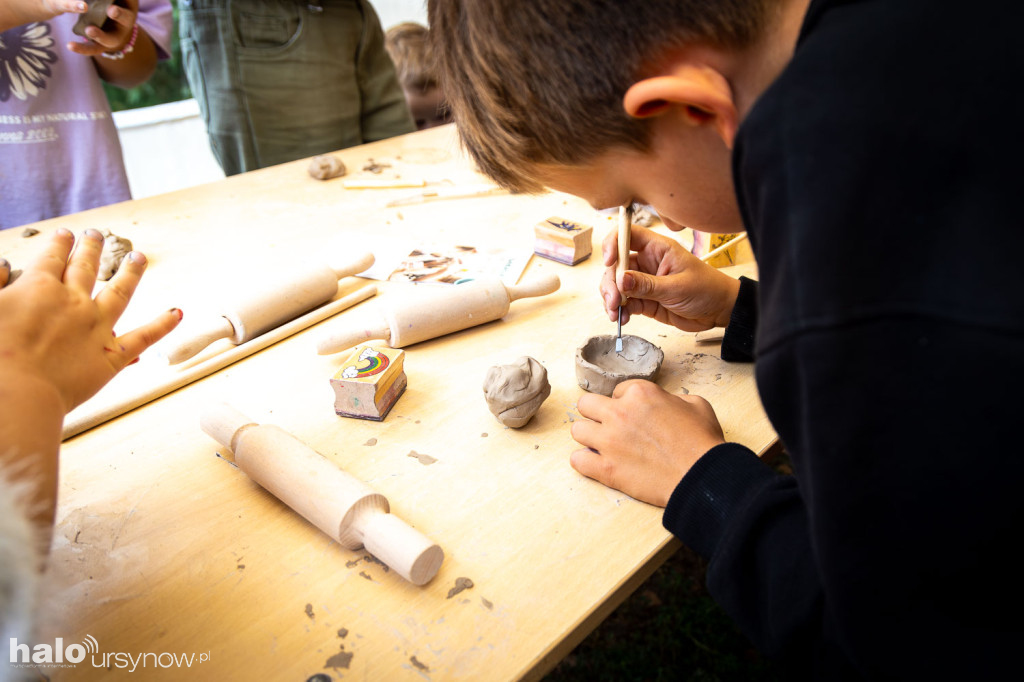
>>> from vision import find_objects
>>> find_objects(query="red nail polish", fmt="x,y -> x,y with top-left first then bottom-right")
129,357 -> 140,365
169,308 -> 183,321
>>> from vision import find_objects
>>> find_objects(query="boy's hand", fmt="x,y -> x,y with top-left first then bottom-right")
601,224 -> 741,332
570,380 -> 726,507
0,229 -> 181,413
67,0 -> 137,57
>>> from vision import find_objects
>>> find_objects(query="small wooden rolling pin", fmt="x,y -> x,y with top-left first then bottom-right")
200,403 -> 444,586
316,273 -> 560,355
165,251 -> 375,364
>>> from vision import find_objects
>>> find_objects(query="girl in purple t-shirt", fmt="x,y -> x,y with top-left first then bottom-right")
0,0 -> 172,229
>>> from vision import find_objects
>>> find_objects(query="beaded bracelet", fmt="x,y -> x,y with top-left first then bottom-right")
101,22 -> 139,61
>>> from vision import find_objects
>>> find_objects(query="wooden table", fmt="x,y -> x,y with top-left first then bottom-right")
1,125 -> 775,681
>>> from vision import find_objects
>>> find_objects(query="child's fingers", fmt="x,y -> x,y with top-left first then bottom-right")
95,251 -> 147,323
63,229 -> 104,292
27,229 -> 76,280
115,309 -> 184,367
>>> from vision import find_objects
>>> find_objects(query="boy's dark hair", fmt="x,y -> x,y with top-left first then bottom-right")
427,0 -> 776,192
385,22 -> 438,93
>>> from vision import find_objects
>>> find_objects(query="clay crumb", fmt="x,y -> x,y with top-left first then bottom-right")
446,577 -> 474,599
337,628 -> 349,639
305,603 -> 315,620
358,571 -> 372,581
407,450 -> 437,465
21,227 -> 39,238
363,438 -> 377,446
481,598 -> 493,610
362,158 -> 390,174
306,674 -> 332,682
410,655 -> 429,672
481,432 -> 488,438
325,649 -> 354,670
363,554 -> 389,572
345,558 -> 361,569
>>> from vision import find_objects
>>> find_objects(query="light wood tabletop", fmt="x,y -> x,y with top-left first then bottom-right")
1,125 -> 775,681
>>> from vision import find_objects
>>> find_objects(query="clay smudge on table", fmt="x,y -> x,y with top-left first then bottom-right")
358,571 -> 372,581
306,674 -> 332,682
407,450 -> 437,465
410,655 -> 430,672
363,554 -> 389,571
481,597 -> 493,610
446,576 -> 474,599
305,603 -> 315,620
325,648 -> 354,670
363,438 -> 377,446
215,452 -> 239,468
362,158 -> 391,174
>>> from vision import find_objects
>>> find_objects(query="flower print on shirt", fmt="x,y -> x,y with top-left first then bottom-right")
0,23 -> 59,103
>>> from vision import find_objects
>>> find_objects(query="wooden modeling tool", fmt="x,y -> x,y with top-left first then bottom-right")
316,273 -> 561,355
385,184 -> 506,207
200,403 -> 444,585
615,204 -> 633,353
164,252 -> 374,364
62,285 -> 378,440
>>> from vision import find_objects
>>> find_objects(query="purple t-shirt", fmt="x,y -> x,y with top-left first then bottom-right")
0,2 -> 171,229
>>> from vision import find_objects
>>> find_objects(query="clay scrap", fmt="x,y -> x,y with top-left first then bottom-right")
483,356 -> 551,428
73,0 -> 116,37
308,154 -> 347,180
98,230 -> 133,281
575,334 -> 664,396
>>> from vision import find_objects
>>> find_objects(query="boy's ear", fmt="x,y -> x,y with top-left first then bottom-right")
623,64 -> 738,148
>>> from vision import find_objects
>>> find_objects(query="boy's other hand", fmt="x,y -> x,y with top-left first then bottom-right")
570,380 -> 726,507
601,224 -> 740,332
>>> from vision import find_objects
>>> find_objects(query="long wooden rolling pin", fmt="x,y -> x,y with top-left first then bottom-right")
316,273 -> 561,355
200,403 -> 444,586
165,251 -> 375,364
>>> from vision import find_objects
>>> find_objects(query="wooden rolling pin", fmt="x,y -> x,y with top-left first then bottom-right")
200,403 -> 444,586
165,251 -> 375,364
316,273 -> 561,355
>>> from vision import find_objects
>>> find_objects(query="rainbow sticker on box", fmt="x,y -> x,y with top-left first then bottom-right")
331,345 -> 407,421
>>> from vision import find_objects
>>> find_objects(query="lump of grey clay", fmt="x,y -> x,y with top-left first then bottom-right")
73,0 -> 116,38
308,154 -> 347,180
98,230 -> 133,281
483,356 -> 551,428
575,334 -> 664,397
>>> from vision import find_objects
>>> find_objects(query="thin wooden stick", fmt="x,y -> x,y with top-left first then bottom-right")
62,285 -> 377,441
699,232 -> 749,263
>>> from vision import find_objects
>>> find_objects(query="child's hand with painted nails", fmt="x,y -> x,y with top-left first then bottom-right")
0,228 -> 181,413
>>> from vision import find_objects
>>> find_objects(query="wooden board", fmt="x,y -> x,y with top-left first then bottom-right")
2,125 -> 773,681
